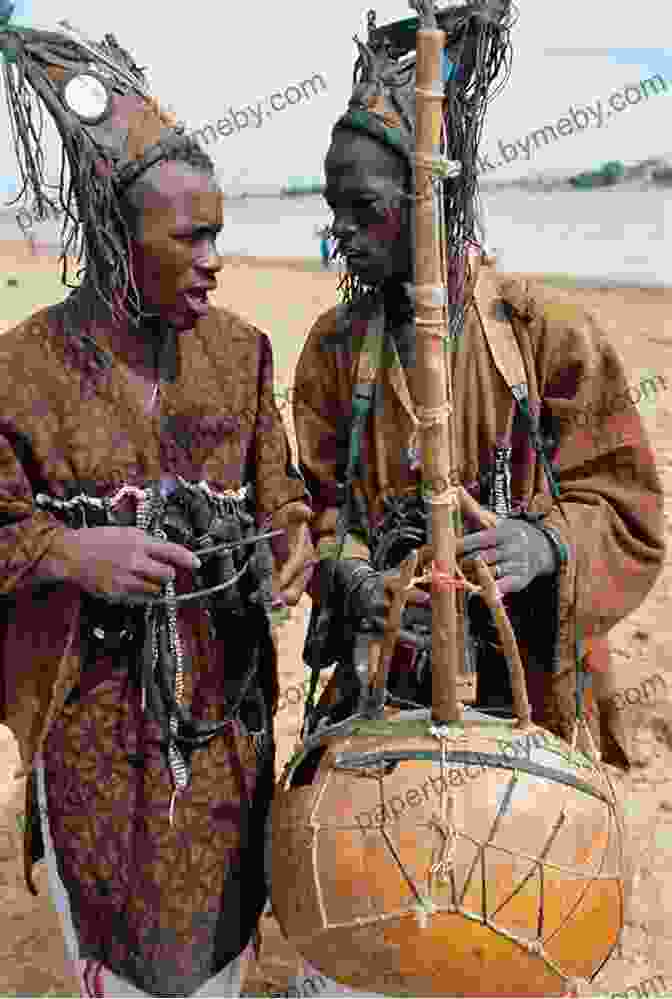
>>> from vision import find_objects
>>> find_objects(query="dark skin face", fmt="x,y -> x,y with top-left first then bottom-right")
325,131 -> 557,599
102,161 -> 223,373
324,129 -> 412,288
128,160 -> 224,331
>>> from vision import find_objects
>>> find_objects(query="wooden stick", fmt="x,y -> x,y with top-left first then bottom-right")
410,3 -> 531,732
370,550 -> 419,698
464,556 -> 531,726
414,22 -> 459,724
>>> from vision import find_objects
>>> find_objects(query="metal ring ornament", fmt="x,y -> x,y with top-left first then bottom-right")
60,70 -> 112,124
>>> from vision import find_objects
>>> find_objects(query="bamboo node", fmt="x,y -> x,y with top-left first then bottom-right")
415,86 -> 446,101
407,283 -> 449,307
414,318 -> 448,337
427,485 -> 459,507
415,152 -> 462,179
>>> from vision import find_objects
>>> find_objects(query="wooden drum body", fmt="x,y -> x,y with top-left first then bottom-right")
271,709 -> 629,997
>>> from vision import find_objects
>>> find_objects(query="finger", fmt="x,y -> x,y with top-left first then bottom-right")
457,529 -> 499,557
278,550 -> 317,598
270,532 -> 290,566
279,584 -> 301,608
134,559 -> 178,585
276,529 -> 312,590
109,579 -> 163,605
127,571 -> 166,593
493,567 -> 524,597
279,564 -> 315,606
280,584 -> 304,608
381,577 -> 430,605
148,540 -> 202,572
473,546 -> 500,566
278,549 -> 315,592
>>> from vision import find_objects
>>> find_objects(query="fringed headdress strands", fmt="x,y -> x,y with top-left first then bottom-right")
0,12 -> 193,326
333,0 -> 515,327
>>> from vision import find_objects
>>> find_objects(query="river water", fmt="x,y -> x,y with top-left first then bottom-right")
1,187 -> 670,286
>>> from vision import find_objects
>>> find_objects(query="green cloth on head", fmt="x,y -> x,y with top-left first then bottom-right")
333,108 -> 409,164
329,2 -> 515,272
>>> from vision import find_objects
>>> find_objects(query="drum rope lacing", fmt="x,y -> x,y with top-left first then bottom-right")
402,716 -> 621,993
289,509 -> 622,989
285,707 -> 623,995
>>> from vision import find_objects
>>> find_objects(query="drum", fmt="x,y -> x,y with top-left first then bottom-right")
270,705 -> 629,997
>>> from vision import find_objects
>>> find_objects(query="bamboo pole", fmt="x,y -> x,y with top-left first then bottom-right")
413,18 -> 461,724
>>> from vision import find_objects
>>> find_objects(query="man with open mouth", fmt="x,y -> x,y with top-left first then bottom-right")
0,15 -> 314,998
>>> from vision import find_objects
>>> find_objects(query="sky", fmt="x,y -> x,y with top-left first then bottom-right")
0,0 -> 670,196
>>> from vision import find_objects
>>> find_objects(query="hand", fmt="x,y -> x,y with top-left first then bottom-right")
456,519 -> 556,596
41,526 -> 202,604
271,520 -> 316,607
334,558 -> 430,633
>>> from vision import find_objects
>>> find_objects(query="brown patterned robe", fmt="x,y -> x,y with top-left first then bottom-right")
0,299 -> 311,994
293,263 -> 665,763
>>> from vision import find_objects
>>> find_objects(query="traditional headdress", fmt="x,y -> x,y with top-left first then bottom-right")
0,9 -> 208,326
332,1 -> 515,306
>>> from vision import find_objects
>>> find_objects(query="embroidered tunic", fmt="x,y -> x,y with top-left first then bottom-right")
0,299 -> 311,994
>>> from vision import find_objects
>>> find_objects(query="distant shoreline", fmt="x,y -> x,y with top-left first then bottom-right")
1,241 -> 671,294
219,257 -> 672,292
0,239 -> 76,265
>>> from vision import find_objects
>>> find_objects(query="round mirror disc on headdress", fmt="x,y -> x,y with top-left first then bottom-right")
63,73 -> 110,123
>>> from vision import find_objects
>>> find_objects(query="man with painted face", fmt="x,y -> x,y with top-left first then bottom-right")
0,21 -> 313,998
293,5 -> 664,774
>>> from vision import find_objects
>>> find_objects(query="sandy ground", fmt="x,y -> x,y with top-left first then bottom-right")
0,245 -> 671,996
